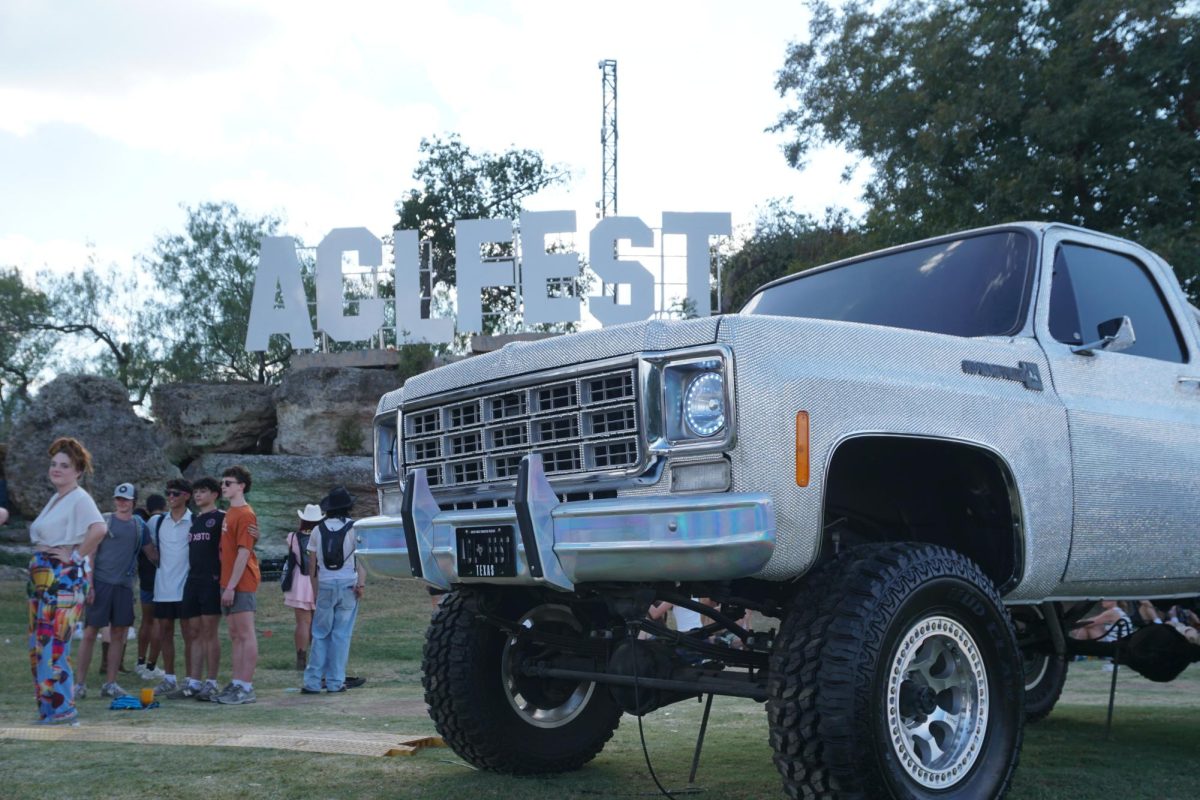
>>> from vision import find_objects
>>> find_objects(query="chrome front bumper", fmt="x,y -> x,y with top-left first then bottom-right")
355,454 -> 776,591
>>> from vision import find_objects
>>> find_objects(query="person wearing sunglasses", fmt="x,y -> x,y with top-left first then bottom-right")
149,478 -> 193,697
214,465 -> 261,705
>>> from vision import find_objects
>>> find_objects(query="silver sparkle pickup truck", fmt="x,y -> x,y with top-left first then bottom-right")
358,222 -> 1200,799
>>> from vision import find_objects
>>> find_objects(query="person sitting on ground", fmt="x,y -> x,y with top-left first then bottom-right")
1070,600 -> 1133,642
1129,600 -> 1199,643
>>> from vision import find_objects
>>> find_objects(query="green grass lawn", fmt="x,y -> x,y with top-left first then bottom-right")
0,574 -> 1196,799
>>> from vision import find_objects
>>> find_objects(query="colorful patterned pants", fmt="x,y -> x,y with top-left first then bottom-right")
28,552 -> 89,721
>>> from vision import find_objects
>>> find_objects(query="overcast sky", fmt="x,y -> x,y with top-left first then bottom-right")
0,0 -> 865,280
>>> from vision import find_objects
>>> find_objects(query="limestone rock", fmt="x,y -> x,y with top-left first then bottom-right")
183,453 -> 377,557
274,367 -> 399,457
4,374 -> 181,517
153,382 -> 277,464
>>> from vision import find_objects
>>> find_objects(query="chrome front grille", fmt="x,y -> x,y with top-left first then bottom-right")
402,365 -> 643,489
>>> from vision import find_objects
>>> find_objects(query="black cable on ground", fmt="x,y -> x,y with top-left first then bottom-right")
627,621 -> 688,800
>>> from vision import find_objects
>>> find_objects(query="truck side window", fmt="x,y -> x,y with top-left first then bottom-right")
1048,243 -> 1187,363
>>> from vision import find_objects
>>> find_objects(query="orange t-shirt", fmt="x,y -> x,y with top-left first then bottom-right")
219,504 -> 261,592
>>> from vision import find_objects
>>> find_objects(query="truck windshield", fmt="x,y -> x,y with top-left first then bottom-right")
741,231 -> 1034,338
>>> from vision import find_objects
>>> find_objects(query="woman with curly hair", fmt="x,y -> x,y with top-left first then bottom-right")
27,437 -> 106,724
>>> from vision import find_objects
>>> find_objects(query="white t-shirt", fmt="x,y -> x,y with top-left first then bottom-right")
1099,607 -> 1132,642
307,518 -> 358,583
30,487 -> 104,549
673,603 -> 704,633
153,509 -> 192,602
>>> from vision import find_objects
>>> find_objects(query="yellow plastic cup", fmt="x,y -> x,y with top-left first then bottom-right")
140,687 -> 154,706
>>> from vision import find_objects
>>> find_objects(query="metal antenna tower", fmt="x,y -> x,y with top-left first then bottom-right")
599,59 -> 617,217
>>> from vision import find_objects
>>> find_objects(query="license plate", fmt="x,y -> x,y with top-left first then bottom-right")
456,525 -> 517,578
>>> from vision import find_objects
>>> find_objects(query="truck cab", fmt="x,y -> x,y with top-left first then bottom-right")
358,222 -> 1200,799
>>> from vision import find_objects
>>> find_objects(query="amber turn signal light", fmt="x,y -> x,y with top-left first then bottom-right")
795,411 -> 810,487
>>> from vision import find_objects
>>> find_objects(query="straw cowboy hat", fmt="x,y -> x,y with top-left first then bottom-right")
297,503 -> 324,522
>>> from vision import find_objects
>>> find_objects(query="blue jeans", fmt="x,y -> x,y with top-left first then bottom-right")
303,579 -> 358,692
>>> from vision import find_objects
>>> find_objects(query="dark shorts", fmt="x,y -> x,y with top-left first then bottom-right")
85,580 -> 135,628
181,575 -> 222,618
222,590 -> 257,616
155,600 -> 184,620
139,589 -> 155,605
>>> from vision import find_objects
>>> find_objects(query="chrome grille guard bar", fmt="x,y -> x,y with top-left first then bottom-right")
355,453 -> 777,591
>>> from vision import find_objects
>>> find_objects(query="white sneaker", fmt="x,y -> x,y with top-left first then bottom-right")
135,664 -> 150,680
101,682 -> 128,698
75,684 -> 87,700
153,678 -> 178,695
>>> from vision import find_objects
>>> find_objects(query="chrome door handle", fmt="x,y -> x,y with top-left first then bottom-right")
1179,377 -> 1200,387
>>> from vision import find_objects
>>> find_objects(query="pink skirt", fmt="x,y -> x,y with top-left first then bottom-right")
283,534 -> 315,611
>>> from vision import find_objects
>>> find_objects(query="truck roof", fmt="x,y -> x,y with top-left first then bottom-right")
746,221 -> 1142,304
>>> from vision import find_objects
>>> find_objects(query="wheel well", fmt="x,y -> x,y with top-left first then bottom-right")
822,436 -> 1023,592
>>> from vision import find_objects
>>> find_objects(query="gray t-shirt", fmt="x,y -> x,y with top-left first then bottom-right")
94,515 -> 142,585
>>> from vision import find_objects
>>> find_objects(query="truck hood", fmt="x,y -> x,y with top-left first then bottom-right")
399,317 -> 721,403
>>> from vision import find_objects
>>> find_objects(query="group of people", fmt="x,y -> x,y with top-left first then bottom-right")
1070,599 -> 1200,645
21,435 -> 368,725
25,437 -> 262,723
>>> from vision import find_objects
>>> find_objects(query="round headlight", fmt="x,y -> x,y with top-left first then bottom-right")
683,372 -> 726,436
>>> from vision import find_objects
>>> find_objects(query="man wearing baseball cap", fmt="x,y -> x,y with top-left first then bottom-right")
150,478 -> 193,696
75,483 -> 155,700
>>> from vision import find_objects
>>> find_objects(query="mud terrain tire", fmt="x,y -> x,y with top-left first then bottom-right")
768,543 -> 1024,799
1012,605 -> 1068,724
423,589 -> 622,774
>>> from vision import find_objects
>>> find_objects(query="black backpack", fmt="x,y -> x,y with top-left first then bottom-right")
318,520 -> 354,571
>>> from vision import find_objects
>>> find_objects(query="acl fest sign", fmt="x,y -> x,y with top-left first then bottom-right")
244,211 -> 731,351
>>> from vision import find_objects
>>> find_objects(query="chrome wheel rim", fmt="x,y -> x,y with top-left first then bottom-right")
501,604 -> 595,729
887,615 -> 989,789
1022,650 -> 1050,692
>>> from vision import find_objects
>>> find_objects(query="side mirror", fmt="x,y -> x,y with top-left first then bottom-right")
1072,316 -> 1136,356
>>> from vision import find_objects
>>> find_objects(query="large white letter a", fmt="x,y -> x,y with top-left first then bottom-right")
245,236 -> 316,351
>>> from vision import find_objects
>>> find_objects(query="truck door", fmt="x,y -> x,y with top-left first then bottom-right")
1036,227 -> 1200,585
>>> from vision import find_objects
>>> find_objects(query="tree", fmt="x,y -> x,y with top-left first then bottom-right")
39,259 -> 162,404
720,203 -> 867,311
774,0 -> 1200,297
0,267 -> 55,430
144,202 -> 295,383
395,134 -> 575,335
